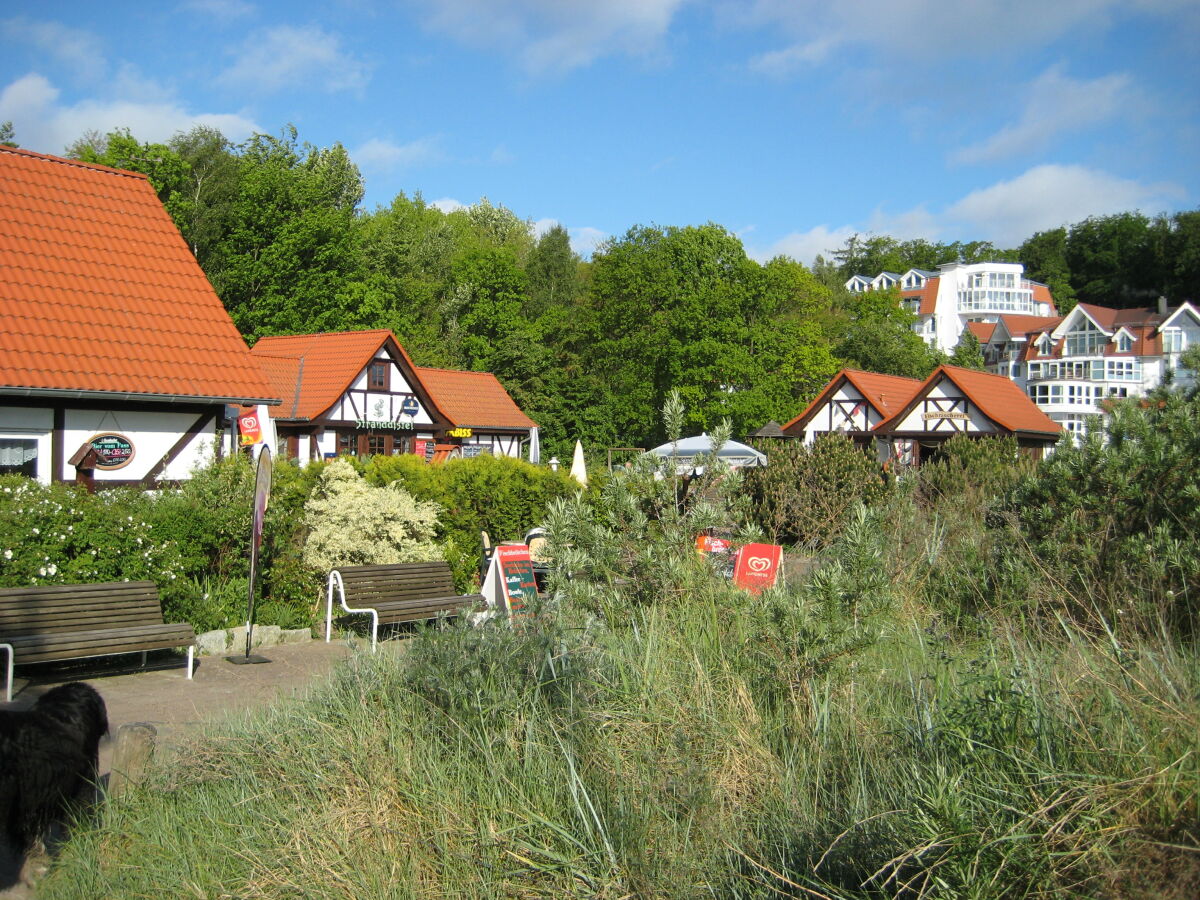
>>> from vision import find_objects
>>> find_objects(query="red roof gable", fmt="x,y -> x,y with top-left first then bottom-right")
250,330 -> 437,421
966,321 -> 995,343
877,365 -> 1060,437
415,366 -> 536,430
782,368 -> 921,434
0,146 -> 276,403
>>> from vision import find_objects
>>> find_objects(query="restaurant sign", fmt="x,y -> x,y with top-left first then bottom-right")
88,433 -> 135,470
448,427 -> 473,438
922,411 -> 969,421
354,418 -> 414,431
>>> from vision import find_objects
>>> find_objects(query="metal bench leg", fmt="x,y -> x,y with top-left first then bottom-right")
1,643 -> 12,703
186,645 -> 195,680
141,650 -> 148,667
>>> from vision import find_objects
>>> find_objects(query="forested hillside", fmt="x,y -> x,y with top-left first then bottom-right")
53,124 -> 1200,457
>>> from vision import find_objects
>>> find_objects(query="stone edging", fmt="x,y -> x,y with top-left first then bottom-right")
195,626 -> 315,656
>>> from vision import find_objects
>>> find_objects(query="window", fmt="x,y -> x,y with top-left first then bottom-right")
1064,320 -> 1107,356
1115,333 -> 1132,353
0,437 -> 38,477
1162,328 -> 1185,354
368,361 -> 389,390
1106,360 -> 1138,381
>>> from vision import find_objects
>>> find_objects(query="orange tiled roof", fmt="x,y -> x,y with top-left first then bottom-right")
1030,283 -> 1057,314
416,366 -> 536,430
782,368 -> 921,433
0,146 -> 276,403
249,330 -> 431,421
966,321 -> 995,343
996,314 -> 1061,338
878,365 -> 1060,437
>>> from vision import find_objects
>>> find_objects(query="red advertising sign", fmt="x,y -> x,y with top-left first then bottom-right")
238,412 -> 263,446
495,544 -> 538,615
695,534 -> 732,555
732,543 -> 783,594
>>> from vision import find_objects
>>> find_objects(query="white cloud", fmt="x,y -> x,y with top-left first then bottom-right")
1,17 -> 106,82
352,136 -> 443,171
953,66 -> 1135,164
738,0 -> 1194,75
751,164 -> 1185,265
532,217 -> 559,237
407,0 -> 688,74
568,225 -> 607,256
748,224 -> 857,266
180,0 -> 256,20
219,25 -> 370,94
943,164 -> 1184,245
429,197 -> 467,213
0,73 -> 260,155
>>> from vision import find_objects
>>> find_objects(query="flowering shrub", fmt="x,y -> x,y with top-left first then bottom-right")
302,459 -> 442,572
0,477 -> 183,587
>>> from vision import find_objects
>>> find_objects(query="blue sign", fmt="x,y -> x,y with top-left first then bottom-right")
400,396 -> 420,416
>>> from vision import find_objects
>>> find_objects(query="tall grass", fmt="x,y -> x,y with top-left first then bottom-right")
41,569 -> 1198,897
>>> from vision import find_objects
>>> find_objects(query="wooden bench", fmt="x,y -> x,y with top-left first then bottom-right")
0,581 -> 196,702
324,561 -> 483,651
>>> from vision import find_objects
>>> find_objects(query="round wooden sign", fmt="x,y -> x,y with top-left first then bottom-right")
89,433 -> 135,470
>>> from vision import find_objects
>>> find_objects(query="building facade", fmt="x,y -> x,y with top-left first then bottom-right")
846,262 -> 1057,355
0,147 -> 277,486
250,330 -> 538,464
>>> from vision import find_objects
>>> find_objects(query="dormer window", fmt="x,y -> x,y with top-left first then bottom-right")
368,360 -> 389,390
1037,334 -> 1054,355
1115,332 -> 1132,353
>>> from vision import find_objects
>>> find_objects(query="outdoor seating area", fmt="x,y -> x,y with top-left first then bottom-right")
324,560 -> 483,651
0,581 -> 196,702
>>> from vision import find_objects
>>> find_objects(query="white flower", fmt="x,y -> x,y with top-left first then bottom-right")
31,527 -> 39,535
47,564 -> 57,576
38,567 -> 46,577
3,549 -> 11,559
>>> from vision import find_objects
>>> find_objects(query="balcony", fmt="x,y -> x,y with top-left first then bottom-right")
1026,360 -> 1142,383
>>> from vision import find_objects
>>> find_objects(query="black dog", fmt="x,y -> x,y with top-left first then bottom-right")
0,682 -> 109,874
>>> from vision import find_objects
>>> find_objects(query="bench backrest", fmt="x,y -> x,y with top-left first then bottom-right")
0,581 -> 166,638
335,561 -> 458,603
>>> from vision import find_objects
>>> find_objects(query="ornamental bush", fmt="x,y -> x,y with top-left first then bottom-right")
0,477 -> 183,588
302,458 -> 442,572
741,435 -> 888,550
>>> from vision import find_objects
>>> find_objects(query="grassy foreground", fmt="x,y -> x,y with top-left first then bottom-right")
41,581 -> 1198,898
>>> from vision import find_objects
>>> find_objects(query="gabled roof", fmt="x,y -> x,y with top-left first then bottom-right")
250,329 -> 440,421
415,366 -> 536,430
876,365 -> 1060,437
901,276 -> 940,315
1158,301 -> 1200,332
965,321 -> 995,343
782,368 -> 921,434
0,146 -> 275,404
995,314 -> 1062,339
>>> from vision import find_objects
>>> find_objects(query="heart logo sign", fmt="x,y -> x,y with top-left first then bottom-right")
747,556 -> 772,573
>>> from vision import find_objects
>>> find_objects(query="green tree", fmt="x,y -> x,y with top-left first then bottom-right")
949,329 -> 986,370
525,224 -> 582,317
1019,227 -> 1077,312
0,121 -> 17,148
836,286 -> 944,378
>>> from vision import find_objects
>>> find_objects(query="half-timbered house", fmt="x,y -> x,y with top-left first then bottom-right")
781,369 -> 921,457
874,365 -> 1061,464
0,146 -> 278,486
250,330 -> 537,463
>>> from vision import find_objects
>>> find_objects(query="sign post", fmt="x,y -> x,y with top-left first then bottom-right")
228,446 -> 273,665
480,543 -> 538,617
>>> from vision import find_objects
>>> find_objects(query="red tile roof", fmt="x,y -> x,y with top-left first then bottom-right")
877,365 -> 1060,437
1031,283 -> 1057,313
250,330 -> 411,420
995,314 -> 1061,338
416,366 -> 537,430
0,146 -> 276,403
782,368 -> 921,433
966,321 -> 995,343
901,277 -> 940,315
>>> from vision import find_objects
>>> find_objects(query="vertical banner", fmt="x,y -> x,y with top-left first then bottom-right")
732,542 -> 783,594
238,411 -> 263,446
230,446 -> 272,663
481,543 -> 538,616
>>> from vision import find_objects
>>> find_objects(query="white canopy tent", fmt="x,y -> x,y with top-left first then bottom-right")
647,433 -> 767,474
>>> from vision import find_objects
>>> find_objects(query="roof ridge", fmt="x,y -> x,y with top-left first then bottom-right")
0,144 -> 152,181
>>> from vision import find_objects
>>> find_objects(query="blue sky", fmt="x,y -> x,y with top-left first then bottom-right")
2,1 -> 1197,262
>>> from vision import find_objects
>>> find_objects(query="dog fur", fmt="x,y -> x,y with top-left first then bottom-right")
0,682 -> 109,869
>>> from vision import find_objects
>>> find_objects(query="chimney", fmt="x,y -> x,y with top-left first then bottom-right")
1158,296 -> 1169,316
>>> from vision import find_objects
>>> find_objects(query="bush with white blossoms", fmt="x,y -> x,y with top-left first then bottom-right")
302,459 -> 442,572
0,476 -> 184,587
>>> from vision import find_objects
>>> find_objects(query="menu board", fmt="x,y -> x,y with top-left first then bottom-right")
481,543 -> 538,616
89,433 -> 135,470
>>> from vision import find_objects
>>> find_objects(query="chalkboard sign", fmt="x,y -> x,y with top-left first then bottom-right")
89,433 -> 135,470
495,545 -> 538,615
